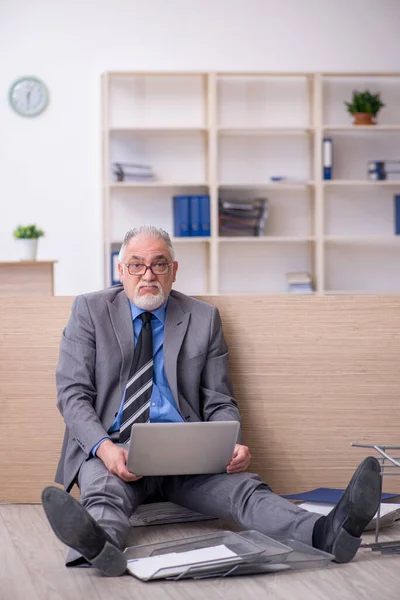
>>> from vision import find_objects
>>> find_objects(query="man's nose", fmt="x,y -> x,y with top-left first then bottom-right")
143,266 -> 156,280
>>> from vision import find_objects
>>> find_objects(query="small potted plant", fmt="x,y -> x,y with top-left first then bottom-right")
13,224 -> 45,261
344,90 -> 385,125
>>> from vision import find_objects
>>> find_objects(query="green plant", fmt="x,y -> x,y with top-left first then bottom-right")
13,224 -> 45,239
345,90 -> 385,116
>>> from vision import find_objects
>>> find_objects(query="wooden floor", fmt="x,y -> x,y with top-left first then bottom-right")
1,505 -> 400,600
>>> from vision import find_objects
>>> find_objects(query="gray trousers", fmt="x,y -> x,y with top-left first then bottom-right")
66,457 -> 320,566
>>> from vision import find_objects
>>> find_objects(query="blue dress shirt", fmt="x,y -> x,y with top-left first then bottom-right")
92,299 -> 183,455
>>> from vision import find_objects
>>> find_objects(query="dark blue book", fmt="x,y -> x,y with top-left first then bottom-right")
189,195 -> 201,236
199,195 -> 210,236
173,195 -> 190,237
394,194 -> 400,235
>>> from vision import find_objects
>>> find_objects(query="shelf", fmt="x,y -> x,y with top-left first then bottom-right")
323,125 -> 400,131
323,180 -> 400,187
218,236 -> 315,243
218,127 -> 313,136
108,127 -> 208,134
219,182 -> 314,190
325,235 -> 400,245
103,71 -> 400,295
109,182 -> 209,189
325,290 -> 400,295
171,237 -> 211,244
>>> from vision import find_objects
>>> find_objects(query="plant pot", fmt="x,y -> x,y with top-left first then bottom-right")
16,238 -> 38,261
353,112 -> 375,126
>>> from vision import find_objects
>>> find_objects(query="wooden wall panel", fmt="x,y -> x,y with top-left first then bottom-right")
1,295 -> 400,503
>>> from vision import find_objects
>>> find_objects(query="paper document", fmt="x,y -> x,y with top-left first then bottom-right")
127,544 -> 240,580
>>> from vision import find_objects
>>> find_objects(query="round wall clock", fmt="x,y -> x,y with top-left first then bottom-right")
9,76 -> 49,117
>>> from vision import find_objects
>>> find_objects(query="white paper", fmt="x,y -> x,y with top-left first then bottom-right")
127,544 -> 240,580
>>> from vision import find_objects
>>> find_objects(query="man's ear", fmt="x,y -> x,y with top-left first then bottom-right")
172,261 -> 178,282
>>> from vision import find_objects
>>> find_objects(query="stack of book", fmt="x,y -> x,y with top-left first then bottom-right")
287,272 -> 313,294
112,162 -> 155,182
219,198 -> 268,237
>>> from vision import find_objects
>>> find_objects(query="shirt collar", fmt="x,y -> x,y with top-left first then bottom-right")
129,299 -> 168,324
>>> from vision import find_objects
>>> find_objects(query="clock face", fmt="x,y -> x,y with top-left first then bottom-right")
9,76 -> 49,117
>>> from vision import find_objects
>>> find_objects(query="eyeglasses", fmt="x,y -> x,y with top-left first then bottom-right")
123,262 -> 172,276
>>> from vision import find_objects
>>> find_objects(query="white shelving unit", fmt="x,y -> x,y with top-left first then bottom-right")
102,71 -> 400,295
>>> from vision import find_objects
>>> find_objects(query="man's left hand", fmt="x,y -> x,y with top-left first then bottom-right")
226,444 -> 251,474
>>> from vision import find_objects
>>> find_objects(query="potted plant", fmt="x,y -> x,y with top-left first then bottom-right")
13,224 -> 45,261
344,90 -> 385,125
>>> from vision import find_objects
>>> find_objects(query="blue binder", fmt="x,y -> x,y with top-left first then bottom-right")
173,195 -> 190,237
110,250 -> 120,286
199,195 -> 210,236
323,138 -> 333,180
189,195 -> 201,236
395,194 -> 400,235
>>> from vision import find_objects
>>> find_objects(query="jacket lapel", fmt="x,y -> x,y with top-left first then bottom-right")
164,294 -> 190,410
107,290 -> 134,398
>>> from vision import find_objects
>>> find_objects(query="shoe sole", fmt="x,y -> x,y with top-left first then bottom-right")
334,456 -> 381,563
42,486 -> 127,577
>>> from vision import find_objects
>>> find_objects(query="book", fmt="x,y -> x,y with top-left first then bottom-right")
173,195 -> 190,237
189,195 -> 201,236
112,162 -> 155,182
395,194 -> 400,235
219,198 -> 268,237
322,138 -> 333,180
286,271 -> 313,294
199,195 -> 211,236
110,251 -> 120,286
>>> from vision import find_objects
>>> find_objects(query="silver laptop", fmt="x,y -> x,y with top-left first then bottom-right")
126,421 -> 240,476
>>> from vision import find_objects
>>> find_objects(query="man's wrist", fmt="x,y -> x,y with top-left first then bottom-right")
92,437 -> 112,456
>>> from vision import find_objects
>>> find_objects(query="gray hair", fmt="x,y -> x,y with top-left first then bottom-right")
118,225 -> 176,262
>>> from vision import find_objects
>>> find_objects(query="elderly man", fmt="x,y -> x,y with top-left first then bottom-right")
42,225 -> 381,576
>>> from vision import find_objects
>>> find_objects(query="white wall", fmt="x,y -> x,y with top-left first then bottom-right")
1,0 -> 400,295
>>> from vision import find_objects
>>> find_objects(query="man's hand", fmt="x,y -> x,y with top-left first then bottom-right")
96,440 -> 142,483
226,443 -> 251,474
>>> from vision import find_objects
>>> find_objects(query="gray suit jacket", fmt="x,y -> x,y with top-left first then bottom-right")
55,285 -> 241,491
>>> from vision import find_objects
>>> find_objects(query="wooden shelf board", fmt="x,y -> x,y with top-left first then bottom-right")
325,289 -> 400,295
171,237 -> 211,243
110,182 -> 209,189
217,236 -> 315,243
108,127 -> 208,134
324,235 -> 400,244
218,127 -> 313,135
219,182 -> 314,189
0,261 -> 57,266
323,180 -> 400,186
323,125 -> 400,131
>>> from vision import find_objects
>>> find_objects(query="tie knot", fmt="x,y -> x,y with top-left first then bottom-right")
140,312 -> 152,325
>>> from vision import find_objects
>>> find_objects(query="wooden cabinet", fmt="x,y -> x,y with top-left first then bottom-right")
0,261 -> 56,296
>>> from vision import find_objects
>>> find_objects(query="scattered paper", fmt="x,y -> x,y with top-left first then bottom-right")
127,544 -> 240,580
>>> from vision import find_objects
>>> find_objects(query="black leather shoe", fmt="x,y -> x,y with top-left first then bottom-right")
316,456 -> 381,563
42,486 -> 127,576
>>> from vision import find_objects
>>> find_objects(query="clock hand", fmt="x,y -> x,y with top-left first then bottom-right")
26,89 -> 31,109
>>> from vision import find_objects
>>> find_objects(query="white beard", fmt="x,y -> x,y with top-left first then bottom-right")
133,282 -> 165,310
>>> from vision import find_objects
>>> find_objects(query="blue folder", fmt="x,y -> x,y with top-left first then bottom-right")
282,487 -> 400,503
173,195 -> 190,237
394,194 -> 400,235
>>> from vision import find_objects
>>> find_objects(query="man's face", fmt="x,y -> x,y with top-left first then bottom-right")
118,235 -> 178,310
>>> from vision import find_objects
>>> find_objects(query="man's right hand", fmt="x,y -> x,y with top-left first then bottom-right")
96,439 -> 142,483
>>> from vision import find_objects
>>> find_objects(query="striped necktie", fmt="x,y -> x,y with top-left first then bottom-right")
119,312 -> 153,443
